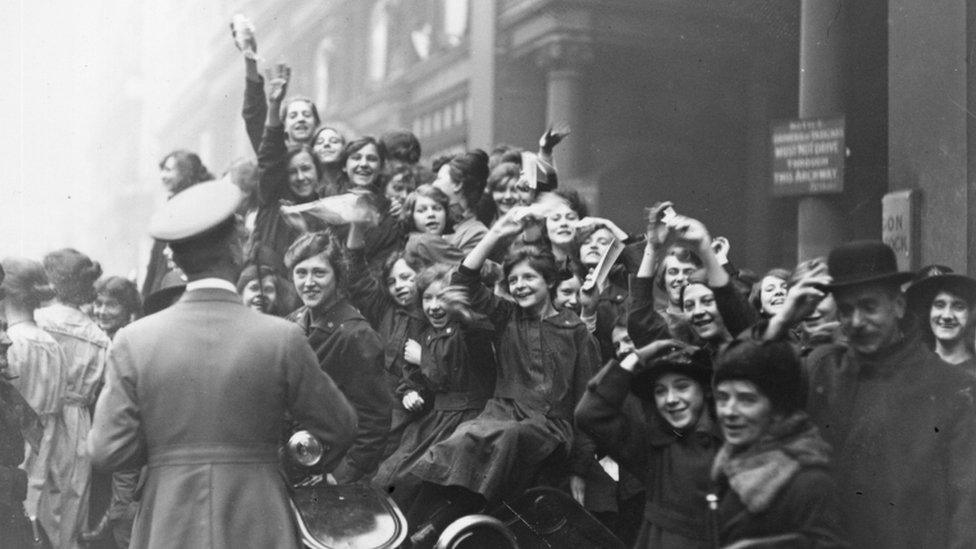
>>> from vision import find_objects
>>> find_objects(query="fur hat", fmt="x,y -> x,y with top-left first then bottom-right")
713,339 -> 804,414
632,346 -> 713,401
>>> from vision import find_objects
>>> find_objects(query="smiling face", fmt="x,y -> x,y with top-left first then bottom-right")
930,290 -> 972,345
492,177 -> 533,216
287,150 -> 318,198
292,253 -> 338,312
834,284 -> 905,356
284,99 -> 316,143
580,227 -> 614,268
241,275 -> 278,314
345,143 -> 382,188
760,275 -> 789,316
93,294 -> 129,335
653,373 -> 706,431
412,195 -> 447,235
553,275 -> 581,314
422,280 -> 449,329
683,283 -> 726,342
663,254 -> 698,306
312,128 -> 344,164
160,156 -> 181,195
715,380 -> 775,449
507,260 -> 553,316
546,202 -> 579,248
386,259 -> 417,308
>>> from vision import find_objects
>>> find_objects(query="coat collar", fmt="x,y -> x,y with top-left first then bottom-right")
178,288 -> 244,305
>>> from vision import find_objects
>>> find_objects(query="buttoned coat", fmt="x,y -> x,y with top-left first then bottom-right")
88,288 -> 356,549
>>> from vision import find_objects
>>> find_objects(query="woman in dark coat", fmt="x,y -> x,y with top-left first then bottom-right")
284,231 -> 393,484
576,342 -> 722,548
709,339 -> 847,548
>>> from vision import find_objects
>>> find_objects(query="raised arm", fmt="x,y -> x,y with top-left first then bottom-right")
255,64 -> 291,205
232,15 -> 267,153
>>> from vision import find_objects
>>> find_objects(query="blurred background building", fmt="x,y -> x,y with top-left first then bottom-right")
5,0 -> 973,281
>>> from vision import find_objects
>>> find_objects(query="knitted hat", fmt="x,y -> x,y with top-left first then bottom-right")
713,339 -> 804,414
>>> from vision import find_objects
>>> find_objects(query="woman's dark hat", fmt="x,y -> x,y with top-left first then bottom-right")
905,265 -> 976,312
632,347 -> 712,401
714,339 -> 804,414
824,240 -> 913,290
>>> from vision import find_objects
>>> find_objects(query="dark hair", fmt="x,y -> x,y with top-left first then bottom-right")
714,339 -> 805,415
401,184 -> 452,234
502,246 -> 559,299
486,162 -> 522,194
159,150 -> 214,195
552,188 -> 589,219
279,97 -> 321,128
338,137 -> 387,193
385,163 -> 433,195
1,257 -> 57,311
431,155 -> 453,174
448,150 -> 490,208
169,217 -> 240,276
285,144 -> 323,196
42,249 -> 102,306
749,268 -> 792,313
283,231 -> 347,289
94,276 -> 142,318
380,129 -> 422,165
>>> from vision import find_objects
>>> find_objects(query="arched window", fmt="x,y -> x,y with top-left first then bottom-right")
442,0 -> 468,47
369,0 -> 389,82
315,38 -> 332,111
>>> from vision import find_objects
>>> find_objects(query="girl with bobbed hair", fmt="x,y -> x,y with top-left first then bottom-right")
332,136 -> 387,196
92,276 -> 141,340
0,257 -> 68,543
35,248 -> 110,549
710,339 -> 846,547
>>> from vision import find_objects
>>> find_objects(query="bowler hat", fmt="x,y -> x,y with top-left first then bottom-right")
905,265 -> 976,313
825,240 -> 913,290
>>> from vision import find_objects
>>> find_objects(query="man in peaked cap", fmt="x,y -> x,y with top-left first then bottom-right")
765,240 -> 975,549
87,179 -> 356,548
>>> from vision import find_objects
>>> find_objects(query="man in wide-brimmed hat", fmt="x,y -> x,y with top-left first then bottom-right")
765,240 -> 975,549
87,179 -> 356,548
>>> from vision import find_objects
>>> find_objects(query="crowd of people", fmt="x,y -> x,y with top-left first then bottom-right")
0,18 -> 974,549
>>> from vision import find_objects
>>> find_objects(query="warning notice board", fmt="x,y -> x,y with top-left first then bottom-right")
771,117 -> 845,196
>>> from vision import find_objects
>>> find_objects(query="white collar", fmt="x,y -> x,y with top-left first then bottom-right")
185,278 -> 238,294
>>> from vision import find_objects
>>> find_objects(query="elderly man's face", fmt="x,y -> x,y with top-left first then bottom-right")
834,284 -> 905,355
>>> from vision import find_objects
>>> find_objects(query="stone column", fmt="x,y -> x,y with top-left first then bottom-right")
535,39 -> 593,184
797,0 -> 846,261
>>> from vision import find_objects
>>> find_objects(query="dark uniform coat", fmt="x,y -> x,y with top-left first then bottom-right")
289,300 -> 393,483
805,333 -> 975,549
87,288 -> 357,549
